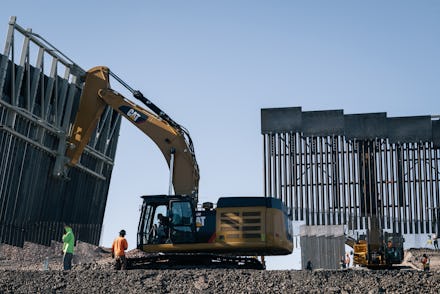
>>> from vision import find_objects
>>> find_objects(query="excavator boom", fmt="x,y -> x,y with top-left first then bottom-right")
67,66 -> 199,200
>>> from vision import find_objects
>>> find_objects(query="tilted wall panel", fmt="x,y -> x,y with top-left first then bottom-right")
0,17 -> 121,247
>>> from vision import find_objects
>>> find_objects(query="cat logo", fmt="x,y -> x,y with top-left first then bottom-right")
127,108 -> 141,121
119,105 -> 147,124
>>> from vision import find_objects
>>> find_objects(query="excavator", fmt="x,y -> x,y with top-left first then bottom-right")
65,66 -> 293,269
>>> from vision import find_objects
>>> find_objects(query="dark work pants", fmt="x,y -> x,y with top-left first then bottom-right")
114,255 -> 127,270
63,252 -> 73,270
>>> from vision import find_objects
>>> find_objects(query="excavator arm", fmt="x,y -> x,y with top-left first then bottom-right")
66,66 -> 199,202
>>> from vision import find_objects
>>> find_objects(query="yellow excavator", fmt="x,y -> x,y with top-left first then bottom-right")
66,66 -> 293,269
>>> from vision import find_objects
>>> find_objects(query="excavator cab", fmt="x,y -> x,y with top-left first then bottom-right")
137,195 -> 197,247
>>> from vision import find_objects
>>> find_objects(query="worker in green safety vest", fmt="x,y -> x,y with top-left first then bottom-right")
62,224 -> 75,270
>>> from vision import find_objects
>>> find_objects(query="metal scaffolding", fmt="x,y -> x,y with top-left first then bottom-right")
262,107 -> 440,235
0,17 -> 121,247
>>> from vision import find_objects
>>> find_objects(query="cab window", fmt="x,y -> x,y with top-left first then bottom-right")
169,200 -> 195,243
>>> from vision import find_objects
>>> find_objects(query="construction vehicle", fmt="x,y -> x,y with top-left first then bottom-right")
66,66 -> 293,269
352,232 -> 405,269
351,218 -> 405,269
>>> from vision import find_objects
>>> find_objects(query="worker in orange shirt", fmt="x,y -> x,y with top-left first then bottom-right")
112,229 -> 128,270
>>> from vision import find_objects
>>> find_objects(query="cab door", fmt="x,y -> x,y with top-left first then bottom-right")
169,200 -> 196,243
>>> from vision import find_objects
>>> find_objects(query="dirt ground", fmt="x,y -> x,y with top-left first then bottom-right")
0,242 -> 439,293
401,248 -> 440,271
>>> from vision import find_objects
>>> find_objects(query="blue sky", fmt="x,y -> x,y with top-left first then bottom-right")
1,1 -> 439,270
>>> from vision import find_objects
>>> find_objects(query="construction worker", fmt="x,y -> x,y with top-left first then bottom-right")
62,224 -> 75,270
306,260 -> 313,270
344,253 -> 351,268
112,229 -> 128,270
157,214 -> 170,243
421,254 -> 430,271
432,233 -> 438,250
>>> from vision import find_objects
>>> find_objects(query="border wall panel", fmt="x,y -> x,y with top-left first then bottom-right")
262,107 -> 440,235
0,18 -> 121,247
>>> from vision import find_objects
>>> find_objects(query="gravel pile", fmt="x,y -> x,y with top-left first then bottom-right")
1,267 -> 439,293
0,242 -> 439,293
0,241 -> 111,271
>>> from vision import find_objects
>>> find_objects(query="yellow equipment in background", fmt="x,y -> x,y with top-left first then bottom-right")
353,218 -> 404,269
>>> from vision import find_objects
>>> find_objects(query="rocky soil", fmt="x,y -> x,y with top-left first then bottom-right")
0,242 -> 439,293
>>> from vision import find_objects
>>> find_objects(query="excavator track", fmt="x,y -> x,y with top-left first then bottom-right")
127,253 -> 265,270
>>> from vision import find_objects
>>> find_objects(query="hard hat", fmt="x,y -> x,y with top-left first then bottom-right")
119,229 -> 126,236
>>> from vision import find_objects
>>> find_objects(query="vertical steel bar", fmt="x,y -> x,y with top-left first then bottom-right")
435,148 -> 440,234
14,29 -> 31,108
417,142 -> 424,233
291,132 -> 298,219
403,142 -> 410,234
314,137 -> 320,225
392,144 -> 406,233
283,133 -> 288,208
360,142 -> 366,229
331,136 -> 336,225
263,135 -> 267,196
309,137 -> 315,225
409,142 -> 416,233
346,140 -> 353,229
53,62 -> 59,126
428,143 -> 435,232
374,141 -> 380,224
267,134 -> 272,197
384,139 -> 391,229
299,134 -> 304,220
263,134 -> 267,197
369,141 -> 375,222
320,136 -> 326,225
341,136 -> 347,227
418,143 -> 424,233
422,142 -> 435,233
10,25 -> 16,108
368,142 -> 374,220
378,139 -> 386,229
390,143 -> 398,232
285,133 -> 289,206
287,132 -> 293,217
0,17 -> 16,95
352,139 -> 363,229
304,136 -> 310,225
272,134 -> 277,198
326,136 -> 332,225
323,137 -> 328,225
334,136 -> 341,224
277,133 -> 282,199
407,142 -> 413,233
